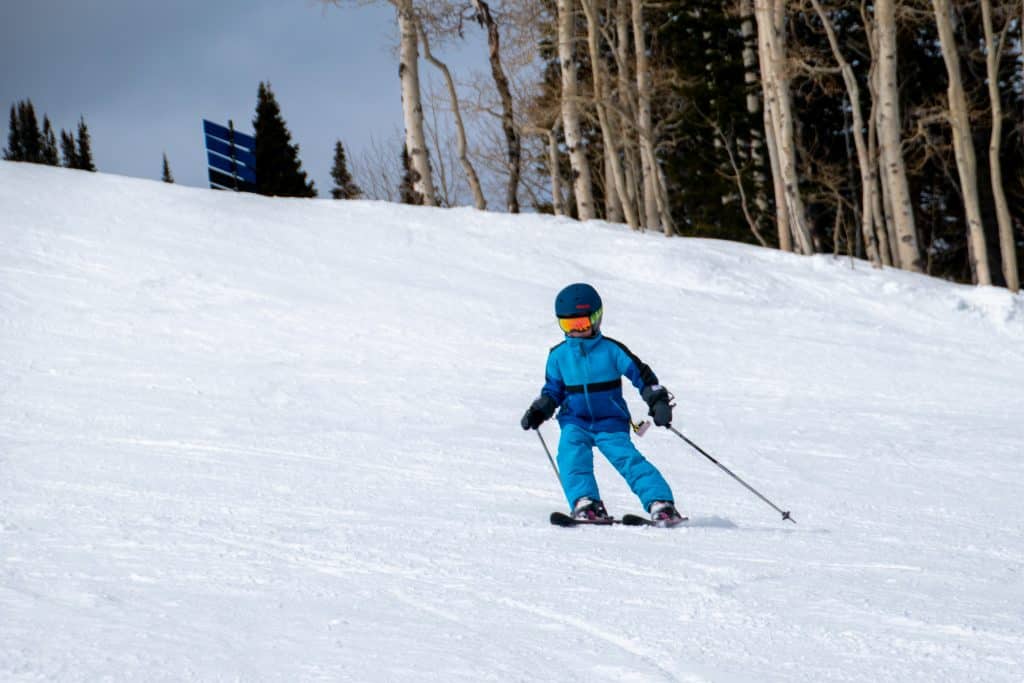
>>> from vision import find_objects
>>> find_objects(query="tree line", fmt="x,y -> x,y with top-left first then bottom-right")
7,0 -> 1022,291
328,0 -> 1022,291
2,88 -> 363,202
4,100 -> 96,171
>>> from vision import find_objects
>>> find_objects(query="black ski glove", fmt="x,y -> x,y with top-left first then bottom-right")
521,395 -> 557,430
642,385 -> 673,427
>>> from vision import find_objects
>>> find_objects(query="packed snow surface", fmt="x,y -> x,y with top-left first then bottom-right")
2,162 -> 1023,681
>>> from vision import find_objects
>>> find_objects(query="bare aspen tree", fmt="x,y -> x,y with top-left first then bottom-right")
557,0 -> 597,220
631,0 -> 662,232
397,0 -> 437,205
873,0 -> 921,271
471,0 -> 521,212
754,0 -> 813,253
807,0 -> 880,266
740,0 -> 768,215
932,0 -> 991,284
981,0 -> 1019,291
615,0 -> 641,223
418,22 -> 487,210
581,0 -> 639,229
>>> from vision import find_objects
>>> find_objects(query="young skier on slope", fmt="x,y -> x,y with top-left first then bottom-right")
520,283 -> 685,526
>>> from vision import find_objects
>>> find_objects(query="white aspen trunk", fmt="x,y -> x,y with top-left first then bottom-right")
981,0 -> 1018,291
809,0 -> 879,266
654,157 -> 677,234
932,0 -> 991,285
581,0 -> 637,228
631,0 -> 661,232
557,0 -> 596,220
397,0 -> 436,206
755,0 -> 812,253
547,125 -> 566,216
418,23 -> 486,211
604,152 -> 625,222
866,96 -> 893,267
616,0 -> 641,223
471,0 -> 520,213
740,0 -> 768,214
864,24 -> 895,266
874,0 -> 922,271
762,93 -> 792,252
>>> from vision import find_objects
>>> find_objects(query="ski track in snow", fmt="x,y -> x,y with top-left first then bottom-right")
1,162 -> 1023,681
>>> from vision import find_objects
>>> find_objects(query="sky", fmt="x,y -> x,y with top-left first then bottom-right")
0,0 -> 484,195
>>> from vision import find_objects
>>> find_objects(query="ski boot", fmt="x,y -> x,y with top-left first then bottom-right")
649,500 -> 686,527
573,497 -> 613,523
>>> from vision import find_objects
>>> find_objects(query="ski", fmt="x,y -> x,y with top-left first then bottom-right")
549,511 -> 619,527
621,513 -> 688,527
550,511 -> 689,527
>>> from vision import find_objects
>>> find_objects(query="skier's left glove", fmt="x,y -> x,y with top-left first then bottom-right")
521,395 -> 557,430
642,385 -> 673,428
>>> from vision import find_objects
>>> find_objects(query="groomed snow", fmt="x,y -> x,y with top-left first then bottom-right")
2,161 -> 1022,681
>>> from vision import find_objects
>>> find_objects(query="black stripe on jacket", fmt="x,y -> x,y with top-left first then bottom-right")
564,378 -> 622,394
604,336 -> 659,387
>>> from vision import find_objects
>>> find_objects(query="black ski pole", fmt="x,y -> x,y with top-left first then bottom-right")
535,429 -> 561,481
668,426 -> 795,524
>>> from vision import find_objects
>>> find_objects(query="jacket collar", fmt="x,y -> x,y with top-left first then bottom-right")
564,332 -> 603,351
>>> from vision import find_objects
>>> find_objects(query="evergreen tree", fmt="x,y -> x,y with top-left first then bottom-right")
161,153 -> 174,183
330,140 -> 361,199
60,129 -> 78,168
655,0 -> 764,242
4,104 -> 22,161
17,100 -> 42,163
75,116 -> 95,171
41,117 -> 59,166
252,81 -> 316,197
399,145 -> 422,205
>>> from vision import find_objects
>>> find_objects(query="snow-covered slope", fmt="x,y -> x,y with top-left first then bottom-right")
2,161 -> 1022,681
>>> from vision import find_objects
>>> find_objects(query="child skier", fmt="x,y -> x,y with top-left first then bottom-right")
520,283 -> 685,526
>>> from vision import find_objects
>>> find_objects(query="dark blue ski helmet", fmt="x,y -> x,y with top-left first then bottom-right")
555,283 -> 603,321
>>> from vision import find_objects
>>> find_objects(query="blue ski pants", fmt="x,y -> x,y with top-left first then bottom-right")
557,423 -> 673,511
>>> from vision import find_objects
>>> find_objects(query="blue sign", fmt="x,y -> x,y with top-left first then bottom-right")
202,119 -> 257,192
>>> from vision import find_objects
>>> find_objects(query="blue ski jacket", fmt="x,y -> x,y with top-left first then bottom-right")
541,334 -> 659,433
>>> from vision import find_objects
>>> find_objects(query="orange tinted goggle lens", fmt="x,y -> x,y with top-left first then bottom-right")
558,316 -> 593,333
558,308 -> 602,333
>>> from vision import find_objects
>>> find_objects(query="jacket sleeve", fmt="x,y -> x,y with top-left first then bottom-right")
607,337 -> 659,394
541,350 -> 567,406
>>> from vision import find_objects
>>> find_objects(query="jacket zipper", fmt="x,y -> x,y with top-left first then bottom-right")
578,341 -> 596,429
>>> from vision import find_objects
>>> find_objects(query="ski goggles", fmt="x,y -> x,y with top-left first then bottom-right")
557,307 -> 603,334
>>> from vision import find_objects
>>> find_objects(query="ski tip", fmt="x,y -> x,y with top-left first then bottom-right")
550,511 -> 574,527
621,513 -> 689,527
550,511 -> 618,527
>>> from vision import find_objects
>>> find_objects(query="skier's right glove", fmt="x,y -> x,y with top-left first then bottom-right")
642,385 -> 673,428
521,395 -> 557,430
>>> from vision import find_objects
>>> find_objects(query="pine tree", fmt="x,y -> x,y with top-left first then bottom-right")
4,104 -> 22,161
252,82 -> 316,197
399,145 -> 422,205
330,140 -> 362,199
60,129 -> 78,168
162,153 -> 174,183
18,101 -> 42,163
41,117 -> 59,166
76,117 -> 95,171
